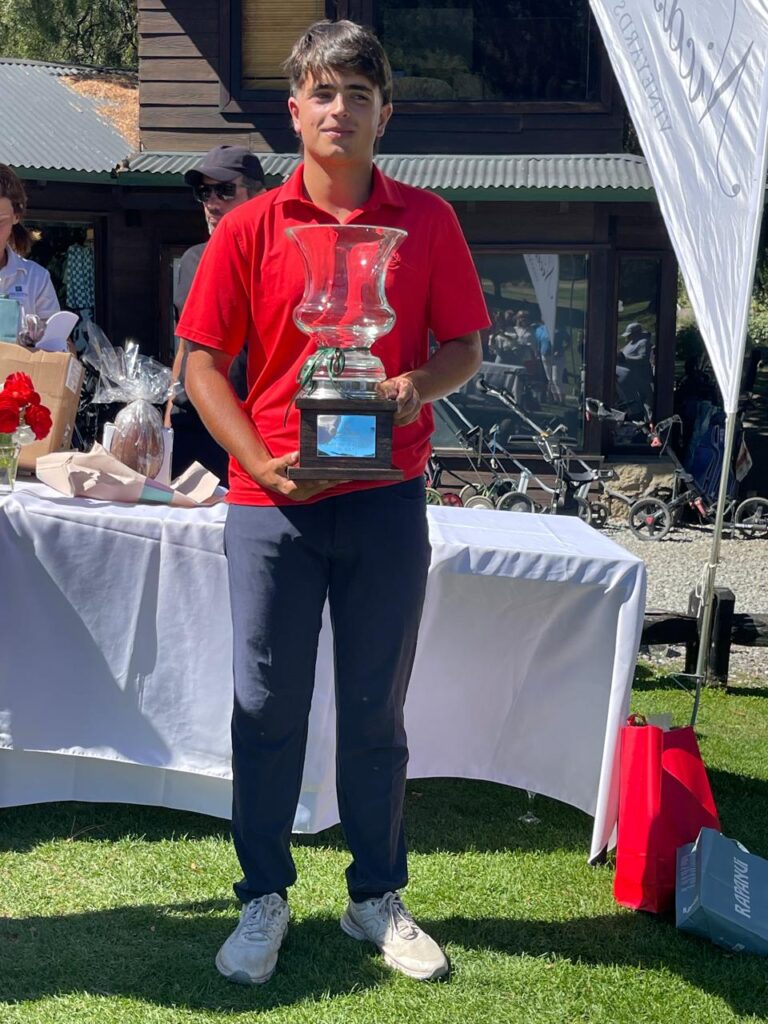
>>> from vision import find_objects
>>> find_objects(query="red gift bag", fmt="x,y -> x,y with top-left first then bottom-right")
614,715 -> 720,913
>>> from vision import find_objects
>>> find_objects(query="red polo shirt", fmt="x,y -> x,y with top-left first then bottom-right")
177,164 -> 490,506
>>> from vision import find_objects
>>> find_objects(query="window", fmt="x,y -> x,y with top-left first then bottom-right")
228,0 -> 606,110
611,256 -> 661,446
433,250 -> 589,449
241,0 -> 327,93
27,219 -> 97,353
374,0 -> 601,103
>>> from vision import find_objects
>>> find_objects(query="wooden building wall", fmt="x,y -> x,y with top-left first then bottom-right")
139,0 -> 291,153
137,0 -> 626,156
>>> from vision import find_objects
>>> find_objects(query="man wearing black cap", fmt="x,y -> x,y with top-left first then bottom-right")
166,145 -> 266,483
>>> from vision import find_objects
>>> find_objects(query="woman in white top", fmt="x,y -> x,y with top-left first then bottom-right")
0,164 -> 60,340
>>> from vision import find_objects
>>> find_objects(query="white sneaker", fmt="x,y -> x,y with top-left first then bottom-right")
215,893 -> 289,985
340,891 -> 449,981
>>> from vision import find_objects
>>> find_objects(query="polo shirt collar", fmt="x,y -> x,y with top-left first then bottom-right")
366,165 -> 406,211
1,247 -> 26,277
275,163 -> 406,214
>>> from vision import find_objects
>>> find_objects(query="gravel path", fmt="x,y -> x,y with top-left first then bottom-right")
602,521 -> 768,682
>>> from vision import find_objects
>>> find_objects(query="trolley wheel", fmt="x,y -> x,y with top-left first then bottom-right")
464,494 -> 495,510
425,487 -> 443,506
589,501 -> 610,529
734,497 -> 768,539
573,496 -> 592,524
495,491 -> 535,513
628,496 -> 672,541
442,491 -> 464,507
492,479 -> 515,498
459,484 -> 480,504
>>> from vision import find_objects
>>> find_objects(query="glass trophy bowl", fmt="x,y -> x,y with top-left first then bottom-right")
285,223 -> 408,481
286,223 -> 407,398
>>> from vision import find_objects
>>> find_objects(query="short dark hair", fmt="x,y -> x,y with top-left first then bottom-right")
0,163 -> 32,257
284,20 -> 393,106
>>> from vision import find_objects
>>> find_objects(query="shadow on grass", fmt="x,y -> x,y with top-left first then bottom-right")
633,664 -> 768,698
432,912 -> 768,1019
708,767 -> 768,855
2,902 -> 767,1017
0,901 -> 388,1011
0,779 -> 593,857
724,684 -> 768,698
631,663 -> 699,693
0,801 -> 232,854
300,778 -> 592,856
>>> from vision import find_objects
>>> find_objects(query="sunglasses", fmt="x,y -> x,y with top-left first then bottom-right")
193,182 -> 239,203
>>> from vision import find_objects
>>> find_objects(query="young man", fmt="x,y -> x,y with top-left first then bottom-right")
166,145 -> 266,482
178,20 -> 489,985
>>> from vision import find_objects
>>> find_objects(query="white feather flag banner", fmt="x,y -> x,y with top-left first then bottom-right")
524,254 -> 560,343
589,0 -> 768,412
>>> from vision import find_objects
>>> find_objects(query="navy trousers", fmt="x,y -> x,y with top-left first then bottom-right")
224,477 -> 431,903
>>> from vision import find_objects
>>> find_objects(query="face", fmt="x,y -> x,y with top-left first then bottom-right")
196,175 -> 255,234
0,197 -> 19,254
288,69 -> 392,166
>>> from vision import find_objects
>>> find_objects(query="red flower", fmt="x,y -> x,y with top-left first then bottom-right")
24,402 -> 53,441
3,372 -> 39,406
0,395 -> 22,434
0,372 -> 52,441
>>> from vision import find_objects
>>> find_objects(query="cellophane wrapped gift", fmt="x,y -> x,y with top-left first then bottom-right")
81,321 -> 173,477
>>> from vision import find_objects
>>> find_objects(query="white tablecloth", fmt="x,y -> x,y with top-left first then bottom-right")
0,482 -> 646,860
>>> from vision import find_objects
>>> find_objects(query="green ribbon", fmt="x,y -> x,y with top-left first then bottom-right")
285,346 -> 346,424
298,346 -> 346,393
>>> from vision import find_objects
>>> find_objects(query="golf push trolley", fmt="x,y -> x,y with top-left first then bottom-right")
425,379 -> 615,526
585,399 -> 768,541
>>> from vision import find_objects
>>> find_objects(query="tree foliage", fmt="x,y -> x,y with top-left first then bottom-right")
0,0 -> 137,69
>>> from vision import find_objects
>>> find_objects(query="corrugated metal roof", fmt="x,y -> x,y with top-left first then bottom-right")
126,152 -> 299,180
0,58 -> 134,173
385,154 -> 653,191
125,152 -> 654,193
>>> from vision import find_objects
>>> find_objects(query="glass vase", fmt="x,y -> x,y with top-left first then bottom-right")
286,224 -> 407,397
0,440 -> 21,495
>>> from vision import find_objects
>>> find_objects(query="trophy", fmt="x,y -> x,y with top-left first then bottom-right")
285,223 -> 407,481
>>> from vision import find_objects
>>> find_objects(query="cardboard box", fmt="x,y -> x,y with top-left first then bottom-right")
677,828 -> 768,956
0,345 -> 84,470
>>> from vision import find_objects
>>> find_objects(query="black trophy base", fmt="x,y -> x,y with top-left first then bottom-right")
286,396 -> 404,482
287,466 -> 404,481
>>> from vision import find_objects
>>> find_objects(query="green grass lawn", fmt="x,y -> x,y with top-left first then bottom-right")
2,668 -> 768,1024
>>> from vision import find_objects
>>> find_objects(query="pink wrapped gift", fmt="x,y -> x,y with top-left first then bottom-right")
36,443 -> 222,507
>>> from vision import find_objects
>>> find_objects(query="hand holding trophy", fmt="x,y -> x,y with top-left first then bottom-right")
285,223 -> 407,481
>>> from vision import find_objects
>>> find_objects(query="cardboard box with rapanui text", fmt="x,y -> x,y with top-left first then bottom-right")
0,345 -> 85,469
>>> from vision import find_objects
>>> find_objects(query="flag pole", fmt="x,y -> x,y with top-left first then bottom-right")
691,410 -> 738,724
692,119 -> 768,725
